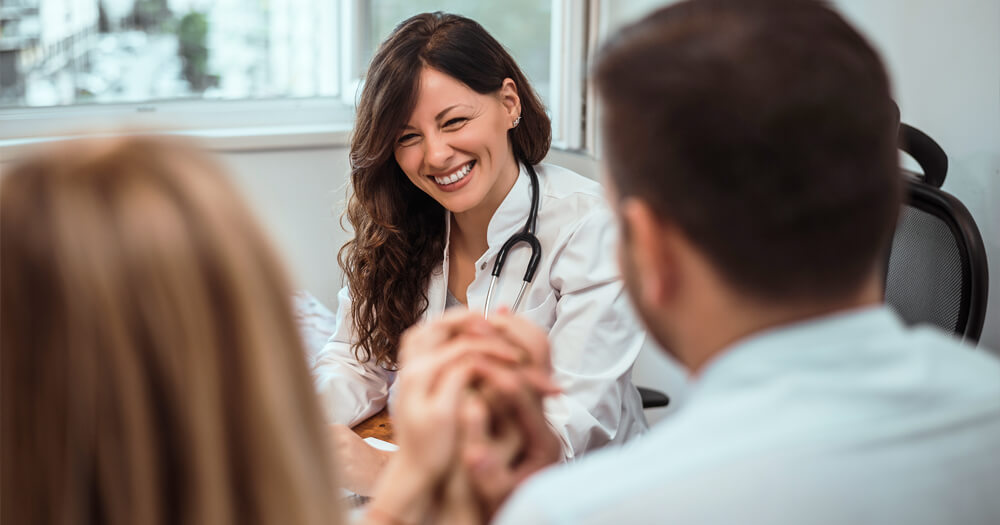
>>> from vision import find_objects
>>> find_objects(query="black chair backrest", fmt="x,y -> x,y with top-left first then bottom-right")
884,124 -> 989,343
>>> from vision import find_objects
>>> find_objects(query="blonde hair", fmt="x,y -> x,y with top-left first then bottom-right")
1,136 -> 341,525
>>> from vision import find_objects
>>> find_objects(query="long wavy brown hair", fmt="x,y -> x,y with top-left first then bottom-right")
341,12 -> 551,368
1,136 -> 341,525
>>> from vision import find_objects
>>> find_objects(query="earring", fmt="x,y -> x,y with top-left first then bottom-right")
512,115 -> 522,128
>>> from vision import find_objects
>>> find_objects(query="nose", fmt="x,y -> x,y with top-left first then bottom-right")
423,132 -> 454,171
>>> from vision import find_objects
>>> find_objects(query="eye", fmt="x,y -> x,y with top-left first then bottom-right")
397,133 -> 419,146
443,117 -> 468,128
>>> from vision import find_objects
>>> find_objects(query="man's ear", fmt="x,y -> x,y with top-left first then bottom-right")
498,78 -> 521,125
621,198 -> 676,308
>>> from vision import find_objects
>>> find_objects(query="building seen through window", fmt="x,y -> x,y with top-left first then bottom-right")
0,0 -> 339,108
368,0 -> 552,108
1,1 -> 553,112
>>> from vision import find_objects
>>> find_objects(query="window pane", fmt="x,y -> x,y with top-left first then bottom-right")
367,1 -> 552,107
0,0 -> 340,108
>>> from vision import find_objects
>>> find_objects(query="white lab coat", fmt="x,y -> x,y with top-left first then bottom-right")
312,162 -> 648,458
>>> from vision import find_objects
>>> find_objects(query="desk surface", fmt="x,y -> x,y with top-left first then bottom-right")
351,408 -> 394,442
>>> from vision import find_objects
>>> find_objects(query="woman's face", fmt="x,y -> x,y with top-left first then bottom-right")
394,67 -> 521,214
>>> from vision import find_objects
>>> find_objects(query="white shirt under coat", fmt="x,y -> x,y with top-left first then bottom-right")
494,306 -> 1000,524
312,162 -> 649,458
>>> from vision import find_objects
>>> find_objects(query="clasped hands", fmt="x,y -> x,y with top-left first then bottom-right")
366,309 -> 564,524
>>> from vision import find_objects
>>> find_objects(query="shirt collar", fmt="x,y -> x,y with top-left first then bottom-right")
440,161 -> 533,258
693,305 -> 905,394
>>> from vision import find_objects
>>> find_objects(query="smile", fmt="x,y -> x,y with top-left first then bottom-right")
431,160 -> 475,186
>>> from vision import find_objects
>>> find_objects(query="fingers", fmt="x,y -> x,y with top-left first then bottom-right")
460,395 -> 519,514
460,393 -> 492,450
399,334 -> 528,402
400,309 -> 556,399
391,359 -> 483,481
458,367 -> 557,519
467,357 -> 559,400
486,312 -> 552,374
399,310 -> 495,365
429,360 -> 479,418
504,389 -> 562,481
475,385 -> 525,463
468,365 -> 561,477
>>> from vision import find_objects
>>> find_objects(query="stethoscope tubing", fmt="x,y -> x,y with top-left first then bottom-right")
483,161 -> 542,318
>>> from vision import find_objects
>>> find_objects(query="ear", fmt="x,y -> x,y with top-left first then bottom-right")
498,78 -> 521,127
620,198 -> 675,308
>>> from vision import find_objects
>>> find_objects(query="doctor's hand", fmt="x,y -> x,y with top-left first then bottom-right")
484,309 -> 558,394
399,308 -> 559,395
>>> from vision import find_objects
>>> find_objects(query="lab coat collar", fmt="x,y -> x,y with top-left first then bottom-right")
433,162 -> 535,316
440,160 -> 535,257
485,161 -> 534,252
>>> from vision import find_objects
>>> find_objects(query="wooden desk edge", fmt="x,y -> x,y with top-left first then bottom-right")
351,408 -> 394,443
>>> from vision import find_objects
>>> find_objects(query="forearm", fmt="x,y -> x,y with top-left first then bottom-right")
363,455 -> 440,525
314,354 -> 392,426
436,464 -> 485,525
333,434 -> 393,497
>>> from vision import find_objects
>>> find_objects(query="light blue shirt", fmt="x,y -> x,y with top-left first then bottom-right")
495,306 -> 1000,525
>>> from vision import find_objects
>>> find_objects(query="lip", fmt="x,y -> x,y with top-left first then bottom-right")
428,161 -> 475,192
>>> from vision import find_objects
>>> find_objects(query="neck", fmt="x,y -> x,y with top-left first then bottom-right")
450,154 -> 520,256
674,276 -> 884,375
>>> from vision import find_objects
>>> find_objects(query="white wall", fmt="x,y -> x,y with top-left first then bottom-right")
219,147 -> 350,309
833,0 -> 1000,351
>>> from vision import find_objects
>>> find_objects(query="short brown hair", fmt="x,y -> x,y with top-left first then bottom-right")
594,0 -> 901,302
1,136 -> 340,525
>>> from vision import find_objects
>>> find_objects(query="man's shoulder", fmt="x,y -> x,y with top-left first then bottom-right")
495,433 -> 675,525
898,324 -> 1000,394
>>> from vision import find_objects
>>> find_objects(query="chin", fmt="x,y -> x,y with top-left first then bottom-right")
439,192 -> 485,214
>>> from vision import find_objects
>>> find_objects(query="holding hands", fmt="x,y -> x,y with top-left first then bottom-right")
365,310 -> 563,524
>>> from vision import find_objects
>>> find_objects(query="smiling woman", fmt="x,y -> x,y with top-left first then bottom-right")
313,11 -> 650,496
395,67 -> 521,218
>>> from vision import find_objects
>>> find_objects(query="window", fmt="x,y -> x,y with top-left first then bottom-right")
1,0 -> 592,150
367,1 -> 552,108
1,0 -> 339,107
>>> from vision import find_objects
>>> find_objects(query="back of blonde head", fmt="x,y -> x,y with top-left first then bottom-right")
1,136 -> 340,525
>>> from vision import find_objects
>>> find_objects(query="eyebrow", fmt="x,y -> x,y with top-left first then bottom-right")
402,104 -> 471,131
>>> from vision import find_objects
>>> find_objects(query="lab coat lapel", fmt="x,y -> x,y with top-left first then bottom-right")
424,212 -> 451,320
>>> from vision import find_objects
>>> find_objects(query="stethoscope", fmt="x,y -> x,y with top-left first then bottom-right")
483,161 -> 541,318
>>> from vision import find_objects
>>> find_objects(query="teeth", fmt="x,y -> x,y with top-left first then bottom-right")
434,162 -> 473,185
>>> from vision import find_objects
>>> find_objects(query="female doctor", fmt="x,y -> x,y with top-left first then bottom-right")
313,12 -> 648,494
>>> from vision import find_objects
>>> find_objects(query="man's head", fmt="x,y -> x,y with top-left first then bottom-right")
594,0 -> 901,366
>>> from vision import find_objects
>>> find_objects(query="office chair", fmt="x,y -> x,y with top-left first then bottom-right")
640,123 -> 991,409
884,123 -> 989,343
638,385 -> 670,409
